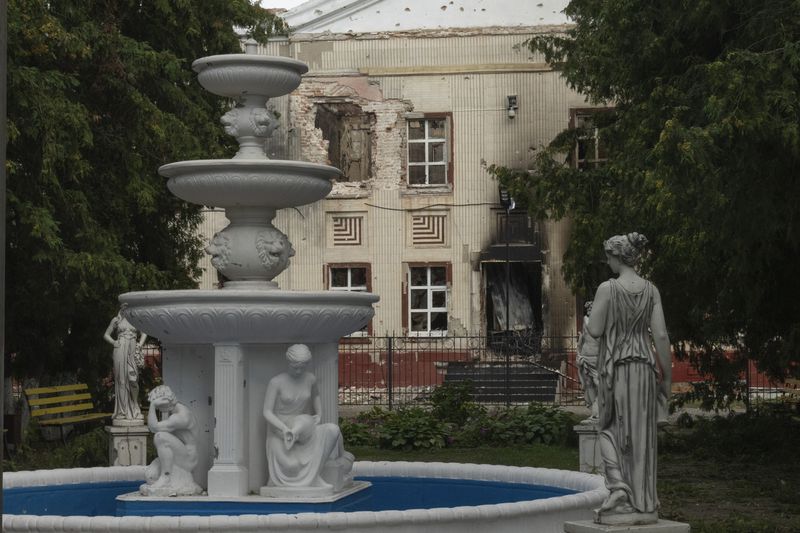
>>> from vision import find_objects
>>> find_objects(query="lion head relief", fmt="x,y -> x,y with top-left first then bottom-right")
255,228 -> 295,279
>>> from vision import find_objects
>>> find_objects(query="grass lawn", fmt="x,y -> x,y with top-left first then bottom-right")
350,443 -> 579,471
659,452 -> 800,533
354,432 -> 800,533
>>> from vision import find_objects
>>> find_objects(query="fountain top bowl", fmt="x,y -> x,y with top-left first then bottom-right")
192,54 -> 308,99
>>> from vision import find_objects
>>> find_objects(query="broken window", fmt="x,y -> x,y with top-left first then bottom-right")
497,211 -> 536,244
328,264 -> 371,336
315,103 -> 373,182
407,265 -> 449,336
570,109 -> 611,170
407,115 -> 451,186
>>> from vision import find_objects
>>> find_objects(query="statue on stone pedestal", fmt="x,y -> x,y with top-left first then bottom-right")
577,300 -> 600,421
140,385 -> 202,497
104,306 -> 147,424
261,344 -> 354,496
586,233 -> 671,526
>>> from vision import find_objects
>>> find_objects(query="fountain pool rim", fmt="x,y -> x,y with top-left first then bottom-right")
3,461 -> 606,532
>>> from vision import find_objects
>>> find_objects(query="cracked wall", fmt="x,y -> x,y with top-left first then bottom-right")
289,76 -> 412,196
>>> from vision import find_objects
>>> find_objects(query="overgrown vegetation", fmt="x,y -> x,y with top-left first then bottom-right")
662,398 -> 800,462
6,0 -> 285,394
340,382 -> 575,450
4,425 -> 109,472
659,399 -> 800,532
489,0 -> 800,406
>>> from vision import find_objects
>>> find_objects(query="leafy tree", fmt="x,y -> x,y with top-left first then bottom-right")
6,0 -> 285,389
489,0 -> 800,399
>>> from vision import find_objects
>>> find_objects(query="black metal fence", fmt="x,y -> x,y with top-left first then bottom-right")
337,334 -> 584,408
337,334 -> 800,409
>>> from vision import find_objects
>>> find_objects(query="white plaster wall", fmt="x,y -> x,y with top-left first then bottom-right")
265,30 -> 589,337
284,0 -> 570,33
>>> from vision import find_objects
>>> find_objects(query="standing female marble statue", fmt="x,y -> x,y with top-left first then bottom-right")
585,233 -> 671,525
262,344 -> 354,495
103,306 -> 147,423
577,300 -> 600,420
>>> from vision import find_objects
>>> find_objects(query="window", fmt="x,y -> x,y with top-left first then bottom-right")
328,265 -> 370,336
407,116 -> 451,186
407,265 -> 449,336
570,109 -> 609,169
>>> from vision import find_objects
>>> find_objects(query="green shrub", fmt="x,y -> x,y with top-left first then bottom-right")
429,381 -> 485,425
451,403 -> 570,448
660,400 -> 800,462
340,416 -> 377,447
377,407 -> 447,451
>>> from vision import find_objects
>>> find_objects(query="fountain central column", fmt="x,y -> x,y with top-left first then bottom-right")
208,343 -> 248,496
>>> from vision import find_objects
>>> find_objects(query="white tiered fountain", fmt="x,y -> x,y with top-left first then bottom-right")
119,42 -> 377,498
3,45 -> 606,533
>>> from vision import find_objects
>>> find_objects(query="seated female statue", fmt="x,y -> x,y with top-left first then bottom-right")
262,344 -> 354,494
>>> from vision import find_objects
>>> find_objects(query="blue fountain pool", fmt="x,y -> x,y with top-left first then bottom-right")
5,476 -> 577,517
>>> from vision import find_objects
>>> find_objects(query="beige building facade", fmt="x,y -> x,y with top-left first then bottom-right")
199,0 -> 587,340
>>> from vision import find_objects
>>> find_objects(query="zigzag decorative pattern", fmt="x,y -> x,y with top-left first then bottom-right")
332,216 -> 362,246
412,215 -> 446,245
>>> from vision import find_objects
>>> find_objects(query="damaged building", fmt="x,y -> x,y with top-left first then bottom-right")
198,0 -> 594,342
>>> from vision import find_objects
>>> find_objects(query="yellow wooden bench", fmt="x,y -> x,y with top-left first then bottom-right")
24,384 -> 112,441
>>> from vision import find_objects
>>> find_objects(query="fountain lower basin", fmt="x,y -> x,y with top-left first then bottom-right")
3,462 -> 606,532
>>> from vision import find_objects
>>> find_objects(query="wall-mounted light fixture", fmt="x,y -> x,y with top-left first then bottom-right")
506,95 -> 518,119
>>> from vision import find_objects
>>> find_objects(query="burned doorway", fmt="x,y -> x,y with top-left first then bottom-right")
482,260 -> 543,356
483,261 -> 542,334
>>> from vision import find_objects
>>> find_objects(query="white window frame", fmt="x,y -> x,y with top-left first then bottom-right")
407,266 -> 448,337
407,117 -> 449,186
329,265 -> 369,337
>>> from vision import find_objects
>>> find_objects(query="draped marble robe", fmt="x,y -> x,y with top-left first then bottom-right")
264,373 -> 342,489
106,316 -> 143,421
597,278 -> 659,516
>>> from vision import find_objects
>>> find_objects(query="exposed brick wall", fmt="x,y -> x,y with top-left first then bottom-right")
290,76 -> 412,193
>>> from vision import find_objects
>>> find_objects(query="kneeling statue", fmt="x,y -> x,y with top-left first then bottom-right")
261,344 -> 354,496
140,385 -> 203,496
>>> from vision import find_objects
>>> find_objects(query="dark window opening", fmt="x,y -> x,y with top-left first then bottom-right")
315,103 -> 374,182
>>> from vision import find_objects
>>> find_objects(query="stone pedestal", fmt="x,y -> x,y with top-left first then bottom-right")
106,425 -> 149,466
574,420 -> 601,474
564,519 -> 690,532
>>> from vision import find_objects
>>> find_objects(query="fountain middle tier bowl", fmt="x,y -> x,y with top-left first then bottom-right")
160,160 -> 339,209
119,289 -> 377,344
